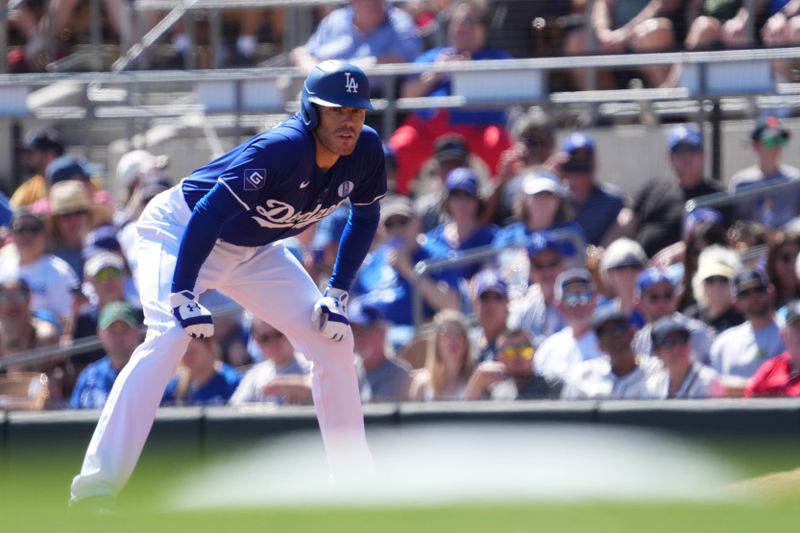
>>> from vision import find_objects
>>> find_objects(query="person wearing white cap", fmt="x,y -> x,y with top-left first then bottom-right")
114,150 -> 170,285
493,170 -> 583,251
683,245 -> 744,334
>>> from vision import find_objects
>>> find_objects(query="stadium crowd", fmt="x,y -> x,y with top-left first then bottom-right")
2,0 -> 800,410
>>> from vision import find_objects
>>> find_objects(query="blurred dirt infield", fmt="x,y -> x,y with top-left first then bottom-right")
731,468 -> 800,497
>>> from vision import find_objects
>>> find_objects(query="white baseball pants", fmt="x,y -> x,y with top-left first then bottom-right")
70,186 -> 371,502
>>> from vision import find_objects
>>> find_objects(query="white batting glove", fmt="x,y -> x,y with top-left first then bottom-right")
169,290 -> 214,339
311,287 -> 350,342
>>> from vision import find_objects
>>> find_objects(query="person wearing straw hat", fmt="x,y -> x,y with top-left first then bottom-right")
46,180 -> 114,278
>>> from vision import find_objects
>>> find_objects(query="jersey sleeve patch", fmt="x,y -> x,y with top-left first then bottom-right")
244,169 -> 267,190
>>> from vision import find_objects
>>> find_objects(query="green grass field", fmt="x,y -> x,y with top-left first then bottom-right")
3,436 -> 799,533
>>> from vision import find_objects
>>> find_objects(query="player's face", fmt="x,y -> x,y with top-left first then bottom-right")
315,105 -> 366,158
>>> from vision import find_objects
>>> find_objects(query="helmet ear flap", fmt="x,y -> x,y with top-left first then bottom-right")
300,90 -> 318,129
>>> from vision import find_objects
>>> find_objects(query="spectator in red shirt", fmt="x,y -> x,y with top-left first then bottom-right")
745,299 -> 800,398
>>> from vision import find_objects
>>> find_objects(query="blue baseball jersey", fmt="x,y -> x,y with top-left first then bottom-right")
69,356 -> 121,410
162,363 -> 242,406
181,113 -> 387,247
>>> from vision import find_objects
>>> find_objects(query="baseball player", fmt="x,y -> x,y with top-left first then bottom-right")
70,60 -> 385,505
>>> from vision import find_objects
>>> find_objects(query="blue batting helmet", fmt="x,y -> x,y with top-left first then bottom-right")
300,60 -> 374,129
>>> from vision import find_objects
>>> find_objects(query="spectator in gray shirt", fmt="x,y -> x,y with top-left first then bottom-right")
632,268 -> 716,364
729,116 -> 800,229
710,268 -> 785,393
229,319 -> 312,406
351,299 -> 412,403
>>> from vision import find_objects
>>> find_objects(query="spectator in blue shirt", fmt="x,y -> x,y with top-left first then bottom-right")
389,1 -> 514,194
69,302 -> 143,409
352,195 -> 459,327
556,132 -> 625,247
163,337 -> 242,406
423,167 -> 498,291
290,0 -> 421,73
0,191 -> 12,228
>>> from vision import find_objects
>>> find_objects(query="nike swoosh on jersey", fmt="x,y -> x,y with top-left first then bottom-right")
299,180 -> 311,189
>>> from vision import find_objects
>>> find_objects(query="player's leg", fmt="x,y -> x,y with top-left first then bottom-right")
70,188 -> 199,502
219,242 -> 372,477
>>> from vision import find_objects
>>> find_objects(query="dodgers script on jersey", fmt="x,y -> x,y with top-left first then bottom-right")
181,113 -> 387,247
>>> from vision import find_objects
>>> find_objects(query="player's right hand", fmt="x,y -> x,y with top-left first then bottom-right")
169,290 -> 214,339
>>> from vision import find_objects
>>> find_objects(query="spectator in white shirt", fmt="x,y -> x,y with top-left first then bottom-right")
534,268 -> 603,380
561,307 -> 653,401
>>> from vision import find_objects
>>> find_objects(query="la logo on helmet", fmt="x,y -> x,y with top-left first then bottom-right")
344,72 -> 359,94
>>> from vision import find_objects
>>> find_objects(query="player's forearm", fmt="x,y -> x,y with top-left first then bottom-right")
327,202 -> 380,291
172,184 -> 243,293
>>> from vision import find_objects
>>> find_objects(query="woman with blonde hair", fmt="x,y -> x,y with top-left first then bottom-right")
410,309 -> 474,401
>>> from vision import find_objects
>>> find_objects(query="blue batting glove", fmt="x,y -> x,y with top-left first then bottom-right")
169,290 -> 214,339
311,287 -> 350,342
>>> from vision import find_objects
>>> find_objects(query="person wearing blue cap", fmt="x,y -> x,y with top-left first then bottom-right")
646,316 -> 725,399
349,299 -> 412,403
561,306 -> 655,401
469,269 -> 510,363
422,167 -> 499,289
709,268 -> 785,392
631,267 -> 716,364
507,233 -> 567,346
12,130 -> 64,208
558,132 -> 624,247
618,124 -> 726,258
728,115 -> 800,229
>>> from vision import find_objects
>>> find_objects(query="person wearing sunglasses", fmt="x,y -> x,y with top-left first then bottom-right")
561,307 -> 654,401
72,251 -> 143,370
710,268 -> 785,395
0,210 -> 79,338
684,245 -> 744,335
745,299 -> 800,398
230,319 -> 312,406
729,116 -> 800,229
507,234 -> 567,347
533,268 -> 604,381
469,270 -> 510,364
632,267 -> 716,365
464,328 -> 561,401
647,316 -> 725,399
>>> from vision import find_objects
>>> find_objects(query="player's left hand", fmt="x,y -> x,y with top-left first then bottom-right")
311,288 -> 350,342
